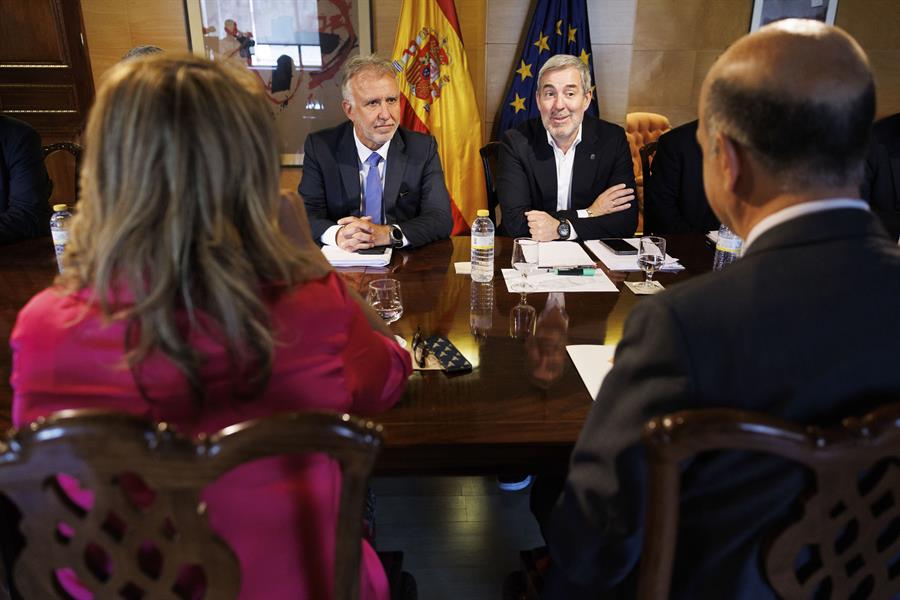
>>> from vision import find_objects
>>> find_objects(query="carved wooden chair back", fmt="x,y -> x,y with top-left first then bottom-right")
0,409 -> 382,600
42,142 -> 83,207
479,141 -> 502,226
638,404 -> 900,600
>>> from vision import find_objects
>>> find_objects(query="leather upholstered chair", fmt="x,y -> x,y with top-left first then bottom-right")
479,141 -> 501,227
0,409 -> 383,600
639,404 -> 900,600
625,112 -> 671,188
42,142 -> 83,207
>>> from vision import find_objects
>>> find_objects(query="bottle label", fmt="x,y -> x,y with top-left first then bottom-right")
471,235 -> 494,250
51,230 -> 69,245
716,236 -> 742,253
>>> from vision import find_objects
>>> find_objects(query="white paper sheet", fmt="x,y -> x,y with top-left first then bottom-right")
585,239 -> 683,272
567,344 -> 616,400
536,241 -> 596,268
322,245 -> 392,267
454,261 -> 472,275
501,268 -> 619,293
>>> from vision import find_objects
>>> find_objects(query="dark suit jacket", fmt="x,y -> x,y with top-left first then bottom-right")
299,121 -> 452,248
497,116 -> 637,239
862,113 -> 900,238
0,115 -> 51,243
544,208 -> 900,600
644,120 -> 720,235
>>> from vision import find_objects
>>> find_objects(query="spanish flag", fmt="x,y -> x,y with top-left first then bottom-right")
390,0 -> 486,235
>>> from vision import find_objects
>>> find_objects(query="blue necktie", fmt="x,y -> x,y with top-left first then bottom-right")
364,153 -> 383,224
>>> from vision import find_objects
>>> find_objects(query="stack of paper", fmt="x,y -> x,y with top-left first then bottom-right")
536,241 -> 595,268
501,269 -> 618,293
585,239 -> 683,272
322,246 -> 392,268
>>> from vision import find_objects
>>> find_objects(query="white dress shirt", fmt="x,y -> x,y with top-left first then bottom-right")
321,130 -> 408,247
546,126 -> 590,240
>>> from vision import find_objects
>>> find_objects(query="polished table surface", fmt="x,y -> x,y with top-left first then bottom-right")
0,235 -> 714,473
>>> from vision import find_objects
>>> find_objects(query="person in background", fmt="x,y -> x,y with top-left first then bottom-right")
497,54 -> 636,241
300,54 -> 452,251
10,54 -> 411,600
862,112 -> 900,239
644,120 -> 720,234
542,20 -> 900,599
0,115 -> 51,243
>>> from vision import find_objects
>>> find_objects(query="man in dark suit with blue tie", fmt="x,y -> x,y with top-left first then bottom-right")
300,55 -> 452,251
497,54 -> 637,241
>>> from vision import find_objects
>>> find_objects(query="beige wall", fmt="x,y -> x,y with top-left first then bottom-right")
80,1 -> 900,139
82,0 -> 188,90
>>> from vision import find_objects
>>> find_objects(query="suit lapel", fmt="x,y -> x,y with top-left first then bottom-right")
338,123 -> 361,215
384,130 -> 407,221
532,128 -> 558,212
572,120 -> 601,204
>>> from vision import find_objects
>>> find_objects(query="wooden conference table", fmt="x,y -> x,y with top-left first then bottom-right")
0,235 -> 714,474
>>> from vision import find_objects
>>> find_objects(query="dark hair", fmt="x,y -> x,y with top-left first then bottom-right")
706,77 -> 875,189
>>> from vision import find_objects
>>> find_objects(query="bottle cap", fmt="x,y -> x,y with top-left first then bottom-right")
477,209 -> 489,217
52,204 -> 68,212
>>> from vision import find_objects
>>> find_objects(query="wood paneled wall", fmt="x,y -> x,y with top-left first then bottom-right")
78,1 -> 900,140
81,0 -> 188,91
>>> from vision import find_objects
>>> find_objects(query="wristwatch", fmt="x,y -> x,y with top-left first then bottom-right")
390,224 -> 404,248
557,218 -> 571,240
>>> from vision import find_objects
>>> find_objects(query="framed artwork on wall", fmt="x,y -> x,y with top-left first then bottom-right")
750,0 -> 838,31
184,0 -> 372,166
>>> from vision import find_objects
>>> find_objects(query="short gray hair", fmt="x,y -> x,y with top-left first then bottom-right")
122,45 -> 164,61
341,54 -> 397,104
538,54 -> 591,95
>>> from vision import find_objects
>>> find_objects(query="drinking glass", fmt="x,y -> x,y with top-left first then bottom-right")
511,238 -> 539,295
509,296 -> 537,340
637,236 -> 666,289
367,278 -> 403,324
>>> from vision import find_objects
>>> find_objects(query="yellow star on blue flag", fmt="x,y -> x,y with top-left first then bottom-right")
498,0 -> 600,134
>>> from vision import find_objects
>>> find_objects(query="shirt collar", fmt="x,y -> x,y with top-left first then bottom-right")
546,124 -> 583,156
744,198 -> 870,250
352,127 -> 391,165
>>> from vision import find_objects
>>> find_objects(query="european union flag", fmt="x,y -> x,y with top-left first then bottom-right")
496,0 -> 599,135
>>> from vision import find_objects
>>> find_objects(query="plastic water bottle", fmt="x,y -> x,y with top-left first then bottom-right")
471,209 -> 494,282
50,204 -> 72,273
712,224 -> 743,271
470,281 -> 494,341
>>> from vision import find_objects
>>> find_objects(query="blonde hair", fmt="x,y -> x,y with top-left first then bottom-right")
63,54 -> 323,403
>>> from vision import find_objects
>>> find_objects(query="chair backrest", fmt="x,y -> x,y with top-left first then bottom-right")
625,113 -> 671,184
479,141 -> 501,226
0,409 -> 382,600
638,404 -> 900,600
42,143 -> 83,207
638,141 -> 659,234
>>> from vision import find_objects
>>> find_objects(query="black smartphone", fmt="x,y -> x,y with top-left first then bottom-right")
599,238 -> 638,255
357,247 -> 387,255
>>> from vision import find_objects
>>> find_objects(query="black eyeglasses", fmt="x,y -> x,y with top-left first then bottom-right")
412,326 -> 430,368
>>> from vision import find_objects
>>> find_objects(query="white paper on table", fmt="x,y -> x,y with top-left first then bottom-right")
707,230 -> 718,244
585,239 -> 683,272
322,245 -> 392,267
454,261 -> 472,275
567,344 -> 616,400
536,241 -> 595,268
501,268 -> 618,293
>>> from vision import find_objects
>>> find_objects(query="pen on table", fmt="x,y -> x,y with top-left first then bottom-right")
553,267 -> 596,276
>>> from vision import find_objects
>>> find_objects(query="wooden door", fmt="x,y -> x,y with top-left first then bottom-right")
0,0 -> 95,142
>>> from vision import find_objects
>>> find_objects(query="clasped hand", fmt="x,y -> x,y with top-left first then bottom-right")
336,216 -> 391,251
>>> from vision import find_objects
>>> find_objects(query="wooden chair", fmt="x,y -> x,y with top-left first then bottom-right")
42,142 -> 83,207
479,141 -> 501,227
639,404 -> 900,600
0,409 -> 383,600
624,112 -> 670,188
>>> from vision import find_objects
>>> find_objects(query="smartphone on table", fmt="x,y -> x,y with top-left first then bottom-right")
599,238 -> 638,255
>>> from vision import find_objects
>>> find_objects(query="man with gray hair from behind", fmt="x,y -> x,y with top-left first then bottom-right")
540,20 -> 900,600
300,54 -> 452,250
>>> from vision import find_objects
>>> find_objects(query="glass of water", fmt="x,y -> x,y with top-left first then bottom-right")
637,236 -> 666,290
511,238 -> 539,296
367,278 -> 403,324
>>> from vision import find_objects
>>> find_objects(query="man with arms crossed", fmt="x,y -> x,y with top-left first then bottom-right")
542,20 -> 900,599
497,54 -> 636,241
300,55 -> 452,250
